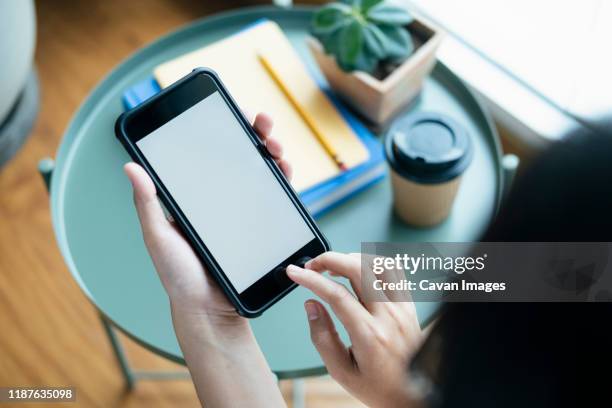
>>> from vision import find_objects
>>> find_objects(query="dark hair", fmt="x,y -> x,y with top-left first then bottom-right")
485,126 -> 612,241
412,124 -> 612,407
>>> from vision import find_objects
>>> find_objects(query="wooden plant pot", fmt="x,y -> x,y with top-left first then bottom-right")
307,17 -> 443,126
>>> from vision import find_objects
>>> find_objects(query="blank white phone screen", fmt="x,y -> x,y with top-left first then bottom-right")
137,91 -> 315,293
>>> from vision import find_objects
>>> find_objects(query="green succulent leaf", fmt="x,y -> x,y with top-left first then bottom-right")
312,1 -> 417,74
367,4 -> 413,26
337,55 -> 355,72
362,23 -> 386,59
360,0 -> 384,13
378,24 -> 414,60
353,47 -> 378,73
320,28 -> 343,57
311,3 -> 352,36
338,21 -> 364,67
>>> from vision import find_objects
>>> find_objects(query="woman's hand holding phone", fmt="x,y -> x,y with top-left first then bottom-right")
125,112 -> 291,320
125,113 -> 289,408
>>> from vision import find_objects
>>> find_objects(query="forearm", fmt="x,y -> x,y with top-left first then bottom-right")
171,305 -> 286,408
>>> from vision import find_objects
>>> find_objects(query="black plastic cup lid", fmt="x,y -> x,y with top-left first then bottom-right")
385,111 -> 473,184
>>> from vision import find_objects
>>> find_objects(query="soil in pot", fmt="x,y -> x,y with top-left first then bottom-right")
370,21 -> 430,80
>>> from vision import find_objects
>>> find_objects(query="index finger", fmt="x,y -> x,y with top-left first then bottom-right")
307,252 -> 389,312
306,252 -> 363,297
286,265 -> 374,344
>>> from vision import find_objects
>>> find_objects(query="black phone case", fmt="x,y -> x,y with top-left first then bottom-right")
115,68 -> 330,318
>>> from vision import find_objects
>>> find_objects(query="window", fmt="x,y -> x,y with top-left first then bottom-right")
402,0 -> 612,144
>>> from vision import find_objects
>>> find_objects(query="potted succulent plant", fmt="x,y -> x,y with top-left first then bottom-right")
308,0 -> 443,126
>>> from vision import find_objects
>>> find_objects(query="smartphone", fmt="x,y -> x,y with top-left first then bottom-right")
115,68 -> 330,317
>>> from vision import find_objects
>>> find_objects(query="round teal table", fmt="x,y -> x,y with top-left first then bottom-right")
47,6 -> 502,380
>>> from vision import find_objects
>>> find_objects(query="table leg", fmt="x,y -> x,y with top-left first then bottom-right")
99,314 -> 192,387
38,158 -> 54,191
292,379 -> 305,408
99,313 -> 136,390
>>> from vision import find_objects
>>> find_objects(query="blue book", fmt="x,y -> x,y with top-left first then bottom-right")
122,41 -> 385,218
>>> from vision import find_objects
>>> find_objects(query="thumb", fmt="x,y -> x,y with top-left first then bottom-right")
304,300 -> 353,381
124,162 -> 171,240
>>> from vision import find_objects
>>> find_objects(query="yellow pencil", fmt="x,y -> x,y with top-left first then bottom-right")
258,54 -> 347,171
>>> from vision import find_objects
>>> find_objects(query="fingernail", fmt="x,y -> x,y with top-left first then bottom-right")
286,265 -> 301,276
304,260 -> 314,269
305,302 -> 319,321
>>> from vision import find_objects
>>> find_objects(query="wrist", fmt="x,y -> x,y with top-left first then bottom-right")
170,301 -> 252,344
170,302 -> 283,408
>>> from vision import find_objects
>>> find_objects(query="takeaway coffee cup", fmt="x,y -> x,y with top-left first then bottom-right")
385,112 -> 473,227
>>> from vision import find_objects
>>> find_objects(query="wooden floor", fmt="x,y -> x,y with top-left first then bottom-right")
0,0 -> 363,407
